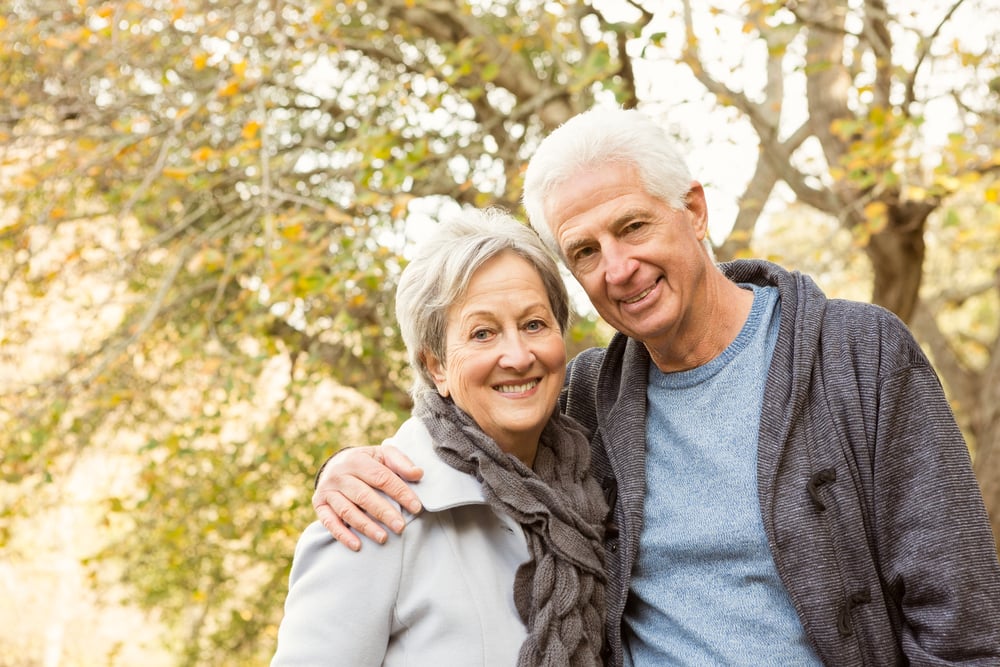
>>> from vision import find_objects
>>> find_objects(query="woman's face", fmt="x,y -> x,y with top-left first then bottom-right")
425,251 -> 566,466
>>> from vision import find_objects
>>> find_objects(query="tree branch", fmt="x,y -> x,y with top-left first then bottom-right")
904,0 -> 969,108
268,319 -> 413,411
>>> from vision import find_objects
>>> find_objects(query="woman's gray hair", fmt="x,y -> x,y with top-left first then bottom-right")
522,105 -> 695,258
395,207 -> 570,399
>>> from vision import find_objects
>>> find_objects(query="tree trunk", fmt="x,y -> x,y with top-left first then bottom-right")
974,401 -> 1000,553
972,271 -> 1000,551
863,200 -> 932,323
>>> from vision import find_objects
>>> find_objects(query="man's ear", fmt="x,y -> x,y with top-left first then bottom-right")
685,181 -> 709,240
422,352 -> 449,397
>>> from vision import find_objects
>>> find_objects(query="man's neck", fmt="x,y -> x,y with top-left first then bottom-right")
645,276 -> 754,373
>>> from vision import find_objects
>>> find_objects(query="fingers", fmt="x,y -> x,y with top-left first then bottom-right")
332,446 -> 422,515
312,445 -> 423,544
382,445 -> 425,483
314,498 -> 363,552
377,446 -> 423,513
313,485 -> 396,549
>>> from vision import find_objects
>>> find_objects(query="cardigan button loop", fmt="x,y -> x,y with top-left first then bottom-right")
837,589 -> 872,637
807,467 -> 837,511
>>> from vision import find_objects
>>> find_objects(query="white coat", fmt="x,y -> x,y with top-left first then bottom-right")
271,417 -> 530,666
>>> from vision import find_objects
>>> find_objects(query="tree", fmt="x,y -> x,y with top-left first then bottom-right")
0,0 -> 997,663
0,1 -> 620,663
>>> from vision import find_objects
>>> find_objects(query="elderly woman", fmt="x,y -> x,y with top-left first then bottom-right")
271,208 -> 607,667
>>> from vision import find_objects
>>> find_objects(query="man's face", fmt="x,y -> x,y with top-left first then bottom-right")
542,163 -> 708,347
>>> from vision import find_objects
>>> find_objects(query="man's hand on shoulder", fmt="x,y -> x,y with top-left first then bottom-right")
312,445 -> 424,551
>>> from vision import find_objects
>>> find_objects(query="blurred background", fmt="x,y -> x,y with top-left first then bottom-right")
1,0 -> 998,664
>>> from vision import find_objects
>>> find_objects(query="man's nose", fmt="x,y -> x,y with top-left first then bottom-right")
603,243 -> 637,285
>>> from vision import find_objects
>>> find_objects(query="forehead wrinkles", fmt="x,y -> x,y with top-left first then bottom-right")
454,297 -> 550,327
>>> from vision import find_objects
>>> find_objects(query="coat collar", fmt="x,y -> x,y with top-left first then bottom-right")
388,417 -> 487,511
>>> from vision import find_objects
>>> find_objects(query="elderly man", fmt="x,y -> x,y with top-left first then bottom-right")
312,106 -> 1000,666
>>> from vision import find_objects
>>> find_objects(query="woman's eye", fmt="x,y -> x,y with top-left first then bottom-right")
525,320 -> 545,332
472,329 -> 492,341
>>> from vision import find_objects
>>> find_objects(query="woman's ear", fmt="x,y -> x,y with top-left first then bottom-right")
422,352 -> 449,397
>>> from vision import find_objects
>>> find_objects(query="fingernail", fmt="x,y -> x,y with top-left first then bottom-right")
390,519 -> 405,533
407,501 -> 422,514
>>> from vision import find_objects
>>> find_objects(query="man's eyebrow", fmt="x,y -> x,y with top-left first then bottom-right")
610,208 -> 649,228
562,236 -> 591,258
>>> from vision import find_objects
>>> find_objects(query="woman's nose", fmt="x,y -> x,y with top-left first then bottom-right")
498,335 -> 534,369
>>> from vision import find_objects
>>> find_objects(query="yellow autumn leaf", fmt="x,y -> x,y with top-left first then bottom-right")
162,167 -> 191,179
194,53 -> 209,71
232,60 -> 247,77
14,173 -> 37,188
280,223 -> 304,241
219,80 -> 240,97
986,186 -> 999,204
241,120 -> 260,140
863,201 -> 888,220
192,146 -> 214,162
390,197 -> 412,219
937,175 -> 961,191
96,4 -> 114,18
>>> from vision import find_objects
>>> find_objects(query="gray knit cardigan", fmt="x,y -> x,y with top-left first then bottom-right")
562,259 -> 1000,666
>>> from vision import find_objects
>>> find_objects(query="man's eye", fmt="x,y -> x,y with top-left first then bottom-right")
574,247 -> 596,261
624,221 -> 644,233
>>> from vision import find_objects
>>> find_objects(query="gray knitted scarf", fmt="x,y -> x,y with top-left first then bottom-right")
414,391 -> 607,667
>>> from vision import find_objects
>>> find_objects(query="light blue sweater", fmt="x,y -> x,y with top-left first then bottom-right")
623,285 -> 821,666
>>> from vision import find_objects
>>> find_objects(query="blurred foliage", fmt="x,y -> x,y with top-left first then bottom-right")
0,0 -> 997,664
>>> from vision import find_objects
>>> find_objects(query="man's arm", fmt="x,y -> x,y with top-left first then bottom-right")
312,445 -> 424,551
873,359 -> 1000,660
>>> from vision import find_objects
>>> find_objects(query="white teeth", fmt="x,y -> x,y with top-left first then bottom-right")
496,380 -> 538,393
623,286 -> 653,304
